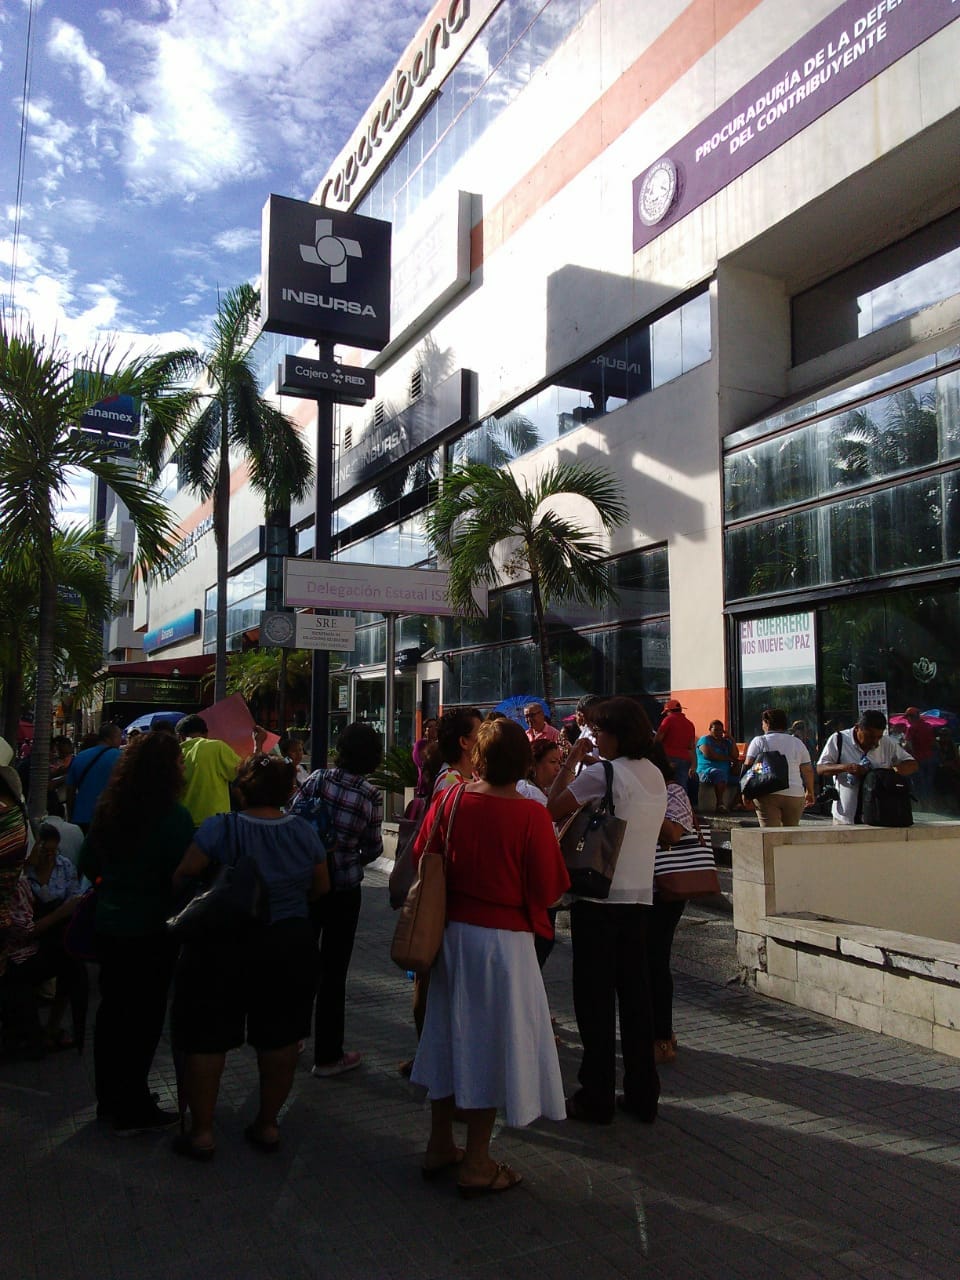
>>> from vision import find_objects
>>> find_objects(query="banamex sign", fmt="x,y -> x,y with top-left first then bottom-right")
261,194 -> 392,349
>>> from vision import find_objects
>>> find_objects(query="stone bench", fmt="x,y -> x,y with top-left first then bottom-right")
732,824 -> 960,1057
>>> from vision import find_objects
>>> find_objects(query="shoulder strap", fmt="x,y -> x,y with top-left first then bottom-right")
424,783 -> 463,856
74,745 -> 111,789
440,783 -> 466,862
601,758 -> 616,814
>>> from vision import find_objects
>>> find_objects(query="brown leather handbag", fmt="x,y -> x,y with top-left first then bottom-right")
390,783 -> 465,975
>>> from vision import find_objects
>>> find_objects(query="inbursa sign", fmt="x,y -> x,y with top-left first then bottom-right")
261,195 -> 391,349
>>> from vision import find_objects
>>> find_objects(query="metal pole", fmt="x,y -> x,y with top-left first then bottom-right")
384,612 -> 396,753
310,339 -> 334,768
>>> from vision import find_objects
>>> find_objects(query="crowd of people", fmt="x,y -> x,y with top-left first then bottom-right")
0,686 -> 944,1193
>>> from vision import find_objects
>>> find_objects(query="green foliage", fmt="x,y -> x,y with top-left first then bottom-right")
366,742 -> 418,793
139,283 -> 314,701
226,647 -> 313,723
0,320 -> 199,817
425,459 -> 628,708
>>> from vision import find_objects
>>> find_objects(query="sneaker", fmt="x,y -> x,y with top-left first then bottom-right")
311,1052 -> 362,1078
114,1105 -> 180,1136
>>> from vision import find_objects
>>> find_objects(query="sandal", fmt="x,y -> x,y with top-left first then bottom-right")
458,1162 -> 522,1199
421,1146 -> 465,1180
171,1133 -> 215,1162
244,1123 -> 280,1153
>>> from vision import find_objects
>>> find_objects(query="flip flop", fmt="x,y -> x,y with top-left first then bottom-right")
457,1162 -> 522,1199
421,1147 -> 465,1180
171,1134 -> 215,1162
244,1123 -> 280,1153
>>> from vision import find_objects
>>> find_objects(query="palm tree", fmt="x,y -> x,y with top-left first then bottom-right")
140,283 -> 313,703
0,525 -> 120,746
0,322 -> 197,819
226,646 -> 315,727
424,460 -> 628,709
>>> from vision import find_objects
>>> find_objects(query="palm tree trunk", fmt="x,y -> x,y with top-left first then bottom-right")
213,399 -> 230,703
529,571 -> 555,715
29,526 -> 57,824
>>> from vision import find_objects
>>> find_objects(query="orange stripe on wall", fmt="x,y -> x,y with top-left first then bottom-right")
470,0 -> 767,272
668,688 -> 731,740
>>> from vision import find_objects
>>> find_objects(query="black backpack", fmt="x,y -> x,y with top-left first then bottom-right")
858,768 -> 913,827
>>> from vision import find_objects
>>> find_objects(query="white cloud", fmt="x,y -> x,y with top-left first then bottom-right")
47,19 -> 124,113
213,226 -> 260,254
26,98 -> 78,165
99,0 -> 432,199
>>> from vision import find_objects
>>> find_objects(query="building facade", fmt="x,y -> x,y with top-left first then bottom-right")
137,0 -> 960,807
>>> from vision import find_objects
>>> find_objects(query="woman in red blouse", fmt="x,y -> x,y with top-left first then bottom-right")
410,717 -> 569,1198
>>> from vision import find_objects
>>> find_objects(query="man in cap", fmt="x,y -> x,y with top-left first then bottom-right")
655,698 -> 697,790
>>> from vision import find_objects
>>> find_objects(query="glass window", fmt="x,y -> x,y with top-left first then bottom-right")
726,474 -> 953,600
725,375 -> 942,522
817,585 -> 960,818
681,291 -> 712,373
358,0 -> 594,236
651,308 -> 682,388
792,208 -> 960,365
725,508 -> 821,601
938,366 -> 960,460
458,646 -> 503,703
452,288 -> 709,470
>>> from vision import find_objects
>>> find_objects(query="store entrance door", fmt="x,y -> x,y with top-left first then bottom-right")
353,672 -> 416,747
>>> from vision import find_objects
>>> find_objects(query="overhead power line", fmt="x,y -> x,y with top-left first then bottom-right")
8,0 -> 37,319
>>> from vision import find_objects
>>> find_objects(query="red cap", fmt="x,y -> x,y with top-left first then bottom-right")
664,699 -> 682,712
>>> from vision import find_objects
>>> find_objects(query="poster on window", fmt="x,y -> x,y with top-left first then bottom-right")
857,682 -> 888,722
739,612 -> 815,689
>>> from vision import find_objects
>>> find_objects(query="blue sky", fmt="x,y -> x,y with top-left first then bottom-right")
0,0 -> 432,516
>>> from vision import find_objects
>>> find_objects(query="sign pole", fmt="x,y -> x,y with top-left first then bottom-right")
384,612 -> 396,753
310,338 -> 335,769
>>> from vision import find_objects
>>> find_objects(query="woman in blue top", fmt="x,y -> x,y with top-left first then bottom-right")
170,756 -> 330,1160
695,721 -> 740,813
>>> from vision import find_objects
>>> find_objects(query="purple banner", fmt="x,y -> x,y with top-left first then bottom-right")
633,0 -> 958,252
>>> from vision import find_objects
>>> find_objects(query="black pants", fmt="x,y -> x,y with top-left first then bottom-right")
647,898 -> 686,1041
310,887 -> 362,1066
94,932 -> 177,1122
570,900 -> 659,1120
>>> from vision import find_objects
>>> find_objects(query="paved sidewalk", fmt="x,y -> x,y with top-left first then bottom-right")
3,867 -> 960,1280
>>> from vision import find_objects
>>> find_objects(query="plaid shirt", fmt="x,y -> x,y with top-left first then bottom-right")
290,768 -> 383,891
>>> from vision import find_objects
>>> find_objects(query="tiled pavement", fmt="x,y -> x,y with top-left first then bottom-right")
3,867 -> 960,1280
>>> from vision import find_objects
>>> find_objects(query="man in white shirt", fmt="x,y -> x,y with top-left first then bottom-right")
816,709 -> 917,824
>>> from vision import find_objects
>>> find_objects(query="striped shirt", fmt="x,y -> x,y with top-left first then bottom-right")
291,768 -> 383,891
0,802 -> 29,941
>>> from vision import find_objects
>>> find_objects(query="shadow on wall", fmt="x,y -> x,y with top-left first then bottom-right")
539,262 -> 711,544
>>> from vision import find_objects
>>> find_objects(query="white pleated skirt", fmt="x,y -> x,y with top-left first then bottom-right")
410,921 -> 566,1128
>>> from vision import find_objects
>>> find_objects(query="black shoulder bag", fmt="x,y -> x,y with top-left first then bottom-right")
558,760 -> 627,899
167,813 -> 270,942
